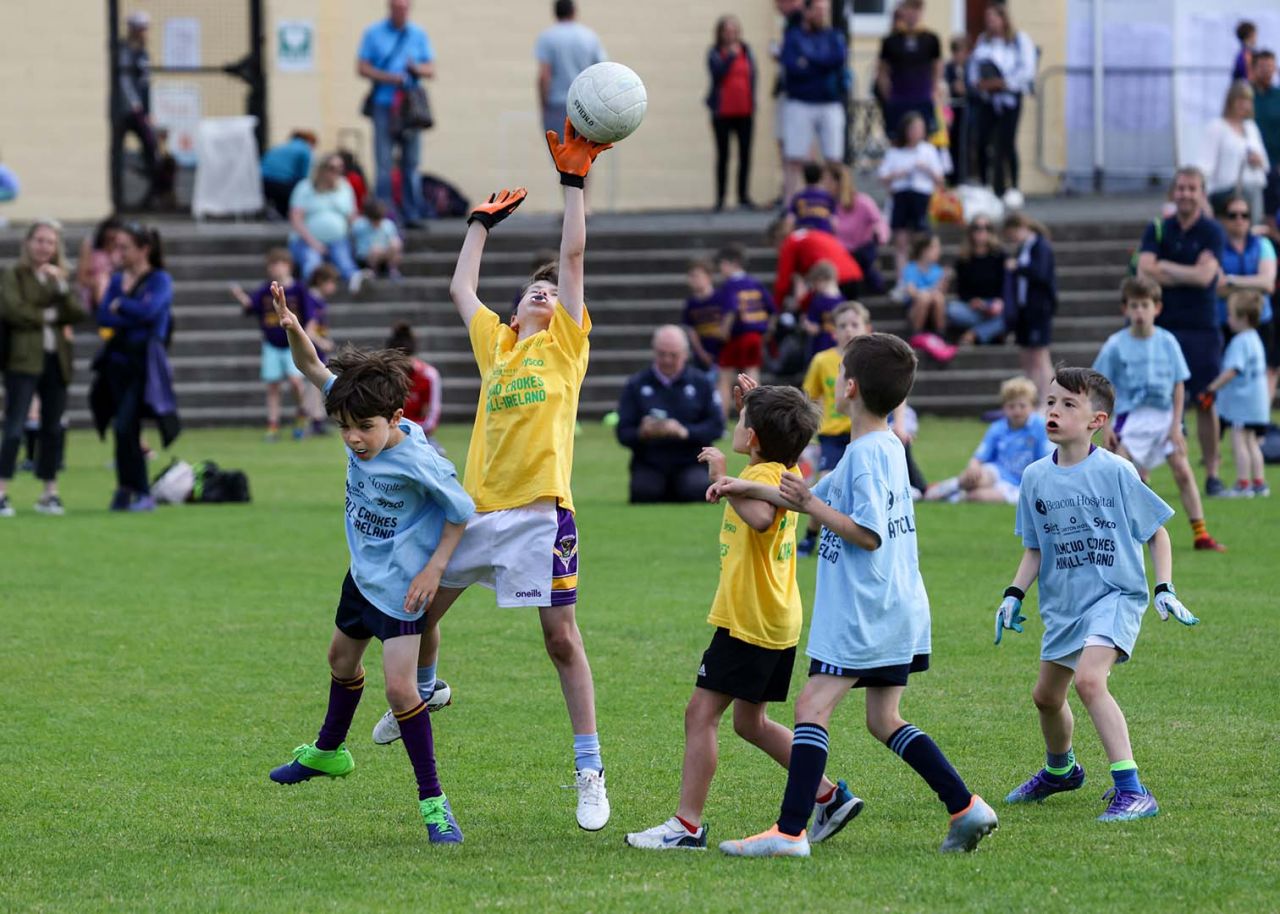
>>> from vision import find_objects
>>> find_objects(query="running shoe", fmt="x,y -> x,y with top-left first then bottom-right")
269,742 -> 355,784
1193,534 -> 1226,552
34,493 -> 65,516
1004,765 -> 1085,804
719,825 -> 810,858
1097,787 -> 1159,822
940,795 -> 998,852
1204,476 -> 1226,497
624,817 -> 707,850
0,495 -> 13,517
420,795 -> 463,844
810,780 -> 864,844
1252,482 -> 1270,498
573,768 -> 610,831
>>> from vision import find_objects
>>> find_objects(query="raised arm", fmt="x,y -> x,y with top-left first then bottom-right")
452,188 -> 528,327
545,121 -> 612,324
270,281 -> 331,391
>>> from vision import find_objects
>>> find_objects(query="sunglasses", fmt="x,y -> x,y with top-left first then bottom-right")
1225,211 -> 1250,219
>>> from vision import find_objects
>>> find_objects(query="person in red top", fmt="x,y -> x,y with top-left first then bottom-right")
772,223 -> 864,306
706,15 -> 757,212
386,321 -> 445,453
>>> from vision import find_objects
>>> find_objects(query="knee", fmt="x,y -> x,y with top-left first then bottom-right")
865,708 -> 904,744
384,680 -> 420,713
732,709 -> 765,743
543,624 -> 581,666
1031,683 -> 1062,713
1073,671 -> 1108,706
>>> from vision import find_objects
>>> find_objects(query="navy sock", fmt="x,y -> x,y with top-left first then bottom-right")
887,724 -> 972,816
1045,748 -> 1076,778
1110,760 -> 1141,793
777,723 -> 829,836
397,701 -> 441,800
316,670 -> 365,751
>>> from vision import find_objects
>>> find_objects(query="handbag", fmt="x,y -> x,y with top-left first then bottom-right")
360,26 -> 414,118
397,84 -> 434,131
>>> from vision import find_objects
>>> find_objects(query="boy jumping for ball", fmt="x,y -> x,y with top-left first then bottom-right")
624,381 -> 864,851
265,282 -> 475,843
370,120 -> 616,831
715,334 -> 998,857
996,367 -> 1199,821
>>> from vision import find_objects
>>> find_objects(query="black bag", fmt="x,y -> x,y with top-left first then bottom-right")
420,173 -> 469,218
398,84 -> 434,131
360,27 -> 414,119
192,460 -> 251,503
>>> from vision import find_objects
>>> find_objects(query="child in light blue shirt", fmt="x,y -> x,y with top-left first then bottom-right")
1204,290 -> 1271,497
262,282 -> 473,843
715,334 -> 997,858
997,366 -> 1198,824
352,198 -> 404,280
896,233 -> 948,339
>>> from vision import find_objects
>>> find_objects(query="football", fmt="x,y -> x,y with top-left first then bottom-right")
566,61 -> 647,144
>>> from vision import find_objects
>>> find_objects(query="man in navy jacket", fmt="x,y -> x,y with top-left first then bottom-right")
779,0 -> 848,199
616,326 -> 725,503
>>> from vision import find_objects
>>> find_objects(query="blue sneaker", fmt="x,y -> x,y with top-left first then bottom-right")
940,795 -> 998,853
269,742 -> 355,784
1004,764 -> 1086,804
1205,476 -> 1226,497
420,795 -> 464,844
796,534 -> 817,557
108,488 -> 132,512
810,780 -> 864,843
1097,787 -> 1159,822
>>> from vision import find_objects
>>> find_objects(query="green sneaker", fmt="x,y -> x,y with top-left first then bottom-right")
420,795 -> 464,844
269,742 -> 355,784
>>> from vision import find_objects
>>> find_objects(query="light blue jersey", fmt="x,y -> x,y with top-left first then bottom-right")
807,431 -> 931,669
973,414 -> 1052,486
1091,327 -> 1190,415
1217,328 -> 1270,426
325,379 -> 474,620
1015,447 -> 1173,663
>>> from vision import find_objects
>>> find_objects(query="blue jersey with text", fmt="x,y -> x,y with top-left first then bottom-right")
1217,328 -> 1270,425
1091,327 -> 1190,415
325,378 -> 474,619
973,414 -> 1052,486
807,431 -> 932,668
1015,448 -> 1173,662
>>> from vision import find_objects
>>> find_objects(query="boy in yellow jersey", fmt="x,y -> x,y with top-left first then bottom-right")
624,382 -> 865,851
369,121 -> 614,831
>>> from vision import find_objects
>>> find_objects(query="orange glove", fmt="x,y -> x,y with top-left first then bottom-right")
467,187 -> 527,232
545,118 -> 612,188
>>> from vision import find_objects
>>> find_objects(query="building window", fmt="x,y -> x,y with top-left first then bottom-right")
851,0 -> 891,32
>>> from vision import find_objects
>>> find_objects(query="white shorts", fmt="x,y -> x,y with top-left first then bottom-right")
441,500 -> 579,608
980,463 -> 1021,504
1049,635 -> 1123,671
1117,406 -> 1175,470
781,99 -> 845,161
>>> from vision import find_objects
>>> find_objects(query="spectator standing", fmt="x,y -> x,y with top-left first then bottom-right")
828,162 -> 889,293
877,110 -> 944,279
1137,167 -> 1228,496
357,0 -> 436,227
92,224 -> 178,512
968,2 -> 1038,199
536,1 -> 607,137
1204,291 -> 1270,497
260,130 -> 318,220
113,12 -> 161,208
1217,195 -> 1278,405
707,15 -> 757,211
1250,51 -> 1280,221
1233,21 -> 1257,82
1002,212 -> 1057,404
289,152 -> 361,291
778,0 -> 848,201
615,325 -> 725,503
876,0 -> 941,139
945,35 -> 972,186
75,218 -> 124,311
0,221 -> 86,517
946,216 -> 1006,344
1197,81 -> 1270,222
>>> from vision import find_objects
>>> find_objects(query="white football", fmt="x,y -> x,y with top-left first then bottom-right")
426,679 -> 452,712
566,61 -> 647,144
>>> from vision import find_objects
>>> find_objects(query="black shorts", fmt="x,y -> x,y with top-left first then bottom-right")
1013,304 -> 1053,348
890,190 -> 931,232
1261,321 -> 1280,369
335,571 -> 424,642
696,628 -> 796,704
818,434 -> 848,473
1219,421 -> 1269,439
808,653 -> 930,688
1169,327 -> 1224,398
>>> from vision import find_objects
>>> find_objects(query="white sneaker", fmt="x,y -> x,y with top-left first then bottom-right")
624,817 -> 706,850
371,680 -> 453,745
348,268 -> 373,295
0,495 -> 13,517
573,768 -> 610,831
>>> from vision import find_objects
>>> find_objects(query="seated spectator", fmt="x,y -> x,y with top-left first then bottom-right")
288,151 -> 361,291
828,162 -> 890,294
387,321 -> 445,454
924,376 -> 1048,503
772,221 -> 863,306
1198,80 -> 1270,222
878,110 -> 945,279
784,161 -> 836,233
261,130 -> 318,220
800,259 -> 843,355
615,325 -> 725,503
681,258 -> 722,382
946,216 -> 1006,344
897,233 -> 956,364
1217,194 -> 1278,405
1003,211 -> 1057,402
352,198 -> 403,281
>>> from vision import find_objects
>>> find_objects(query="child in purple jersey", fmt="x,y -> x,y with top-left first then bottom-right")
801,259 -> 844,356
302,263 -> 340,435
716,243 -> 776,416
785,162 -> 837,234
230,247 -> 317,441
682,258 -> 724,381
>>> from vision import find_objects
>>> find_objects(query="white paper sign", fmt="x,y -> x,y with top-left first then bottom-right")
162,17 -> 201,68
276,20 -> 315,72
152,82 -> 202,166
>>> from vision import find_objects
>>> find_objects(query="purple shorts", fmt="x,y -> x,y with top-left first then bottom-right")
551,506 -> 579,607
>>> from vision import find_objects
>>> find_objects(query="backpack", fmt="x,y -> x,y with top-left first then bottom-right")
419,173 -> 470,219
1128,217 -> 1163,277
191,460 -> 251,503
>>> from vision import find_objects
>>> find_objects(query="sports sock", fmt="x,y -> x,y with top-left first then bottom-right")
397,701 -> 441,800
1254,478 -> 1266,487
315,670 -> 365,751
815,784 -> 836,804
1189,518 -> 1208,538
776,723 -> 829,836
1237,478 -> 1250,489
887,724 -> 972,815
1045,748 -> 1076,777
674,814 -> 700,834
416,662 -> 438,702
1110,759 -> 1141,793
573,732 -> 603,772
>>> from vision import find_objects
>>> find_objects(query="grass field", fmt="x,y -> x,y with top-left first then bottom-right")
2,420 -> 1277,913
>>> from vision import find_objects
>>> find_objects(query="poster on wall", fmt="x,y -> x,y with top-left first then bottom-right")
152,82 -> 202,167
276,20 -> 315,72
162,17 -> 201,69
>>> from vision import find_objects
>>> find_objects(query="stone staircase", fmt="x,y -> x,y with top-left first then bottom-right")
1,215 -> 1144,425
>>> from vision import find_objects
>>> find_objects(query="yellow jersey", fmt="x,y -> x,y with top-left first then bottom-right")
803,347 -> 851,437
464,301 -> 590,513
707,462 -> 803,650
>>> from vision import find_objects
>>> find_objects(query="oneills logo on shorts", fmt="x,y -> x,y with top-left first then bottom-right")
515,589 -> 544,599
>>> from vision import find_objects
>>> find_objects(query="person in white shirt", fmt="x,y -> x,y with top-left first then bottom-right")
1197,80 -> 1270,224
877,111 -> 944,279
967,3 -> 1037,198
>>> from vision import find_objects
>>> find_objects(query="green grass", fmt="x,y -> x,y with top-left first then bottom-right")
1,420 -> 1277,913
